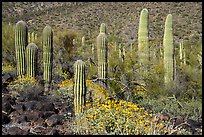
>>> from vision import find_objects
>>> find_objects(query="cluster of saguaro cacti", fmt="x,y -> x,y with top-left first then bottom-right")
138,8 -> 149,69
26,43 -> 38,78
28,31 -> 37,43
96,23 -> 108,87
163,14 -> 174,87
15,20 -> 28,78
42,25 -> 53,92
73,60 -> 86,116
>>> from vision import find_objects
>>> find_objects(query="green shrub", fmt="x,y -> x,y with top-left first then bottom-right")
2,22 -> 15,64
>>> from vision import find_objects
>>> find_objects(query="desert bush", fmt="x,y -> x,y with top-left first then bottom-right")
7,76 -> 44,100
73,98 -> 178,135
2,22 -> 15,65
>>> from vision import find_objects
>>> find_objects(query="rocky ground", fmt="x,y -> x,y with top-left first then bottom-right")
2,71 -> 75,135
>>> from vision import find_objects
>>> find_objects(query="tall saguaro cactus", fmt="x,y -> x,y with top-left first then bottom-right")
97,23 -> 108,87
74,60 -> 86,116
138,8 -> 149,69
163,14 -> 174,87
15,20 -> 28,78
26,43 -> 38,78
43,26 -> 53,92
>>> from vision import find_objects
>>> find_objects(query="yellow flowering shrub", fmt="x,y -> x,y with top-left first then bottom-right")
76,98 -> 174,135
2,63 -> 15,72
8,76 -> 39,92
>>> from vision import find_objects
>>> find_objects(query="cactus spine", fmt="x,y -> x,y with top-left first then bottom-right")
15,20 -> 28,78
74,60 -> 86,116
163,14 -> 174,86
97,23 -> 108,87
138,8 -> 149,68
26,43 -> 38,78
42,26 -> 53,92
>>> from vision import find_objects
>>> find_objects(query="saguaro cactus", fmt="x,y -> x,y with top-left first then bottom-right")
97,23 -> 108,87
163,14 -> 174,86
82,36 -> 85,47
26,43 -> 38,78
28,32 -> 37,43
15,20 -> 28,78
138,8 -> 149,68
74,60 -> 86,115
42,26 -> 53,92
119,43 -> 124,62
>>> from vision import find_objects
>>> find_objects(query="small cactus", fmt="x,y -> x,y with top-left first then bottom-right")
74,60 -> 86,116
28,31 -> 37,43
163,14 -> 174,86
15,20 -> 28,78
97,23 -> 108,87
138,8 -> 149,68
26,43 -> 38,78
82,36 -> 85,47
42,25 -> 53,92
119,43 -> 124,62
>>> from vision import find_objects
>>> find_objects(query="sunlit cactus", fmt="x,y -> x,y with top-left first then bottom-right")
28,31 -> 37,43
163,14 -> 174,86
97,23 -> 108,87
26,43 -> 38,78
138,8 -> 149,68
100,23 -> 107,33
82,36 -> 85,47
74,60 -> 86,116
42,25 -> 53,92
15,20 -> 28,78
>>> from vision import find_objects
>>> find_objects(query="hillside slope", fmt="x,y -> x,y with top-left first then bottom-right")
2,2 -> 202,43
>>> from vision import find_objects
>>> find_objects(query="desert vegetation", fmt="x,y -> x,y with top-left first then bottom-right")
2,2 -> 202,135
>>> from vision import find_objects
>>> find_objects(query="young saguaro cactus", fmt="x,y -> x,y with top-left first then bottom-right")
163,14 -> 174,86
42,25 -> 53,92
74,60 -> 86,116
97,23 -> 108,87
82,36 -> 85,47
26,43 -> 38,78
15,20 -> 28,78
138,8 -> 149,68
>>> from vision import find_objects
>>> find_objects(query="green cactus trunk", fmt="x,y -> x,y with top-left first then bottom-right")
163,14 -> 174,87
138,8 -> 149,69
97,23 -> 108,87
15,20 -> 28,78
74,60 -> 86,116
42,26 -> 53,92
26,43 -> 38,78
